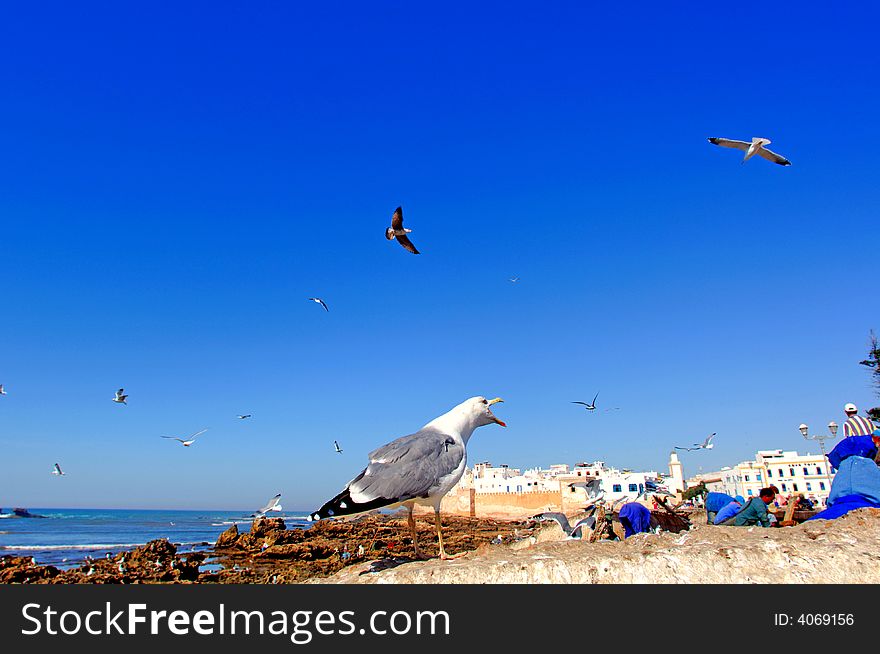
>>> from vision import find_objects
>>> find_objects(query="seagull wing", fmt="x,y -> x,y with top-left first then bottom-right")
708,137 -> 750,151
161,436 -> 186,443
318,299 -> 329,311
534,512 -> 572,535
54,463 -> 63,474
591,391 -> 600,406
757,147 -> 791,166
189,429 -> 209,441
390,206 -> 404,231
395,234 -> 420,254
257,493 -> 282,514
312,427 -> 466,519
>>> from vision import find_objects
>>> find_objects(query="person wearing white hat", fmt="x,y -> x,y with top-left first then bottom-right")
843,403 -> 875,438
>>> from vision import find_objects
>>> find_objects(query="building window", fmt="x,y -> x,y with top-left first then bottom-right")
613,484 -> 622,493
767,469 -> 772,478
789,468 -> 795,476
803,467 -> 809,476
628,484 -> 638,492
793,483 -> 799,492
781,484 -> 787,491
745,475 -> 750,482
747,489 -> 753,496
756,473 -> 762,481
778,469 -> 784,477
806,483 -> 812,491
570,486 -> 576,492
819,482 -> 826,491
816,467 -> 822,475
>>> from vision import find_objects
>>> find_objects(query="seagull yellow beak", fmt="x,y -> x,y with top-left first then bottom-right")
487,398 -> 506,427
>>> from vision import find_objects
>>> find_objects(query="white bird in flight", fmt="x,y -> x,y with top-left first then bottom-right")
52,463 -> 65,476
572,392 -> 599,412
112,388 -> 128,405
308,297 -> 329,312
675,432 -> 716,452
0,384 -> 6,396
385,206 -> 419,254
252,493 -> 283,517
161,429 -> 209,447
237,414 -> 252,420
509,276 -> 520,283
334,440 -> 343,454
707,137 -> 791,166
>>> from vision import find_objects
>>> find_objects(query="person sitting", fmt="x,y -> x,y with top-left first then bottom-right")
618,502 -> 652,538
712,495 -> 745,525
809,437 -> 880,521
704,492 -> 737,524
720,488 -> 776,527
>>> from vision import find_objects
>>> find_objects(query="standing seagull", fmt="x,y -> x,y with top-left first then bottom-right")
251,493 -> 283,518
308,297 -> 329,312
112,389 -> 128,405
385,206 -> 419,254
572,392 -> 600,412
161,428 -> 209,447
52,463 -> 65,476
707,137 -> 791,166
310,396 -> 506,559
675,432 -> 716,452
334,440 -> 343,454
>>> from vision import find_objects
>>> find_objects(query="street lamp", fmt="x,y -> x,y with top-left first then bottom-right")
798,422 -> 838,500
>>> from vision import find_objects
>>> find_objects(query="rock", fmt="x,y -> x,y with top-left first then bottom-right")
216,524 -> 239,548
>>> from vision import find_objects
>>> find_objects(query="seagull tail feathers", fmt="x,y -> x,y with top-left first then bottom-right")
310,486 -> 395,522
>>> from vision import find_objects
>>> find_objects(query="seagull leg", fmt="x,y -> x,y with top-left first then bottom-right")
406,505 -> 425,559
434,508 -> 465,560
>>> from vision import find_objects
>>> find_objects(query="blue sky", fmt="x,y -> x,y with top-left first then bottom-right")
1,2 -> 878,510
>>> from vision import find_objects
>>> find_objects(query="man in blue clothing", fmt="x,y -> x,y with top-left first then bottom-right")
712,495 -> 745,525
704,491 -> 736,524
721,488 -> 776,527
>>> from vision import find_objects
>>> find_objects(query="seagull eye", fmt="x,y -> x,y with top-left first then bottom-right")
482,399 -> 488,405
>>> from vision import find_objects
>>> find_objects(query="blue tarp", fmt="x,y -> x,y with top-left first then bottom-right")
808,455 -> 880,521
619,502 -> 651,538
827,436 -> 877,471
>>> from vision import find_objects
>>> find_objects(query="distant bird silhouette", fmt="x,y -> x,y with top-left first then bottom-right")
0,384 -> 6,396
572,392 -> 600,412
308,297 -> 329,312
708,137 -> 791,166
112,388 -> 128,405
334,440 -> 343,454
675,432 -> 716,452
385,206 -> 419,254
161,429 -> 209,447
237,414 -> 252,420
509,276 -> 520,283
52,463 -> 65,476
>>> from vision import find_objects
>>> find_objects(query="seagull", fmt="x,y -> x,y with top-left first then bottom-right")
51,463 -> 65,476
568,480 -> 605,505
237,414 -> 252,420
251,493 -> 283,518
509,276 -> 520,283
572,392 -> 599,412
310,396 -> 506,560
0,384 -> 6,396
707,137 -> 791,166
308,297 -> 329,312
112,388 -> 128,405
334,440 -> 343,454
675,432 -> 716,452
385,206 -> 419,254
161,429 -> 209,447
533,511 -> 597,539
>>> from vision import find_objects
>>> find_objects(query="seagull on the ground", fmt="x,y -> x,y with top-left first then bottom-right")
334,440 -> 343,454
572,392 -> 599,412
112,388 -> 128,405
161,429 -> 209,447
0,384 -> 6,396
385,206 -> 419,254
237,414 -> 252,420
308,297 -> 329,312
533,511 -> 597,539
675,432 -> 716,452
707,137 -> 791,166
51,463 -> 65,476
252,493 -> 283,518
310,396 -> 507,560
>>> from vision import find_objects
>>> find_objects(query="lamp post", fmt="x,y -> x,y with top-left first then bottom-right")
798,421 -> 838,501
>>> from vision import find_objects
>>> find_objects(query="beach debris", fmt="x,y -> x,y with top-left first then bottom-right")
385,206 -> 419,254
308,297 -> 329,312
160,428 -> 209,447
572,392 -> 599,412
675,433 -> 716,452
708,137 -> 792,166
309,396 -> 506,560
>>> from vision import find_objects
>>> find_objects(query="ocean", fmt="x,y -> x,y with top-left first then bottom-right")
0,508 -> 313,568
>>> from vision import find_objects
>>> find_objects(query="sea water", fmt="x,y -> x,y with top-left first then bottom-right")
0,508 -> 312,568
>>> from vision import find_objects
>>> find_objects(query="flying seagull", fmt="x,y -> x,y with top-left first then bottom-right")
385,206 -> 419,254
572,392 -> 599,412
237,414 -> 252,420
310,396 -> 506,559
252,493 -> 283,518
308,297 -> 329,312
334,440 -> 343,454
569,480 -> 606,505
161,428 -> 209,447
0,384 -> 6,396
707,137 -> 791,166
533,511 -> 597,539
509,276 -> 520,283
112,388 -> 128,405
52,463 -> 65,476
675,432 -> 716,452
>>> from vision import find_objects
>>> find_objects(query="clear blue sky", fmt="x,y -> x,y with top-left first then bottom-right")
1,2 -> 878,510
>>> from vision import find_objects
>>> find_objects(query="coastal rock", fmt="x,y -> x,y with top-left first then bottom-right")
216,524 -> 240,548
250,517 -> 286,538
